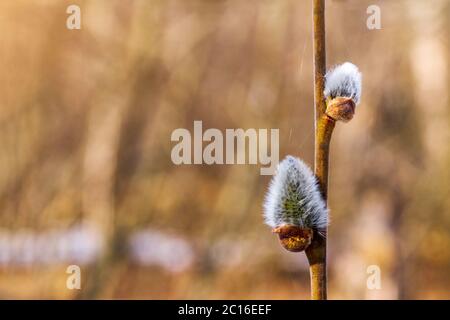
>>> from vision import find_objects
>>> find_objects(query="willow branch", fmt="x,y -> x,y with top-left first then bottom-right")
305,0 -> 334,300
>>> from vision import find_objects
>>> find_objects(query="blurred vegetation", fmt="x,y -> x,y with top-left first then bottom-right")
0,0 -> 448,299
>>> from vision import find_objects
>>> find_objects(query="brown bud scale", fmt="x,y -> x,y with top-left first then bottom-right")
325,97 -> 355,122
272,225 -> 313,252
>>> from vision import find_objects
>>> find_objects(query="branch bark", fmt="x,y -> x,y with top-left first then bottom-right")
305,0 -> 334,300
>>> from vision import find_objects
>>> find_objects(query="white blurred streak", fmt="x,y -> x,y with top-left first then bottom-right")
129,229 -> 194,273
0,226 -> 194,273
0,224 -> 103,266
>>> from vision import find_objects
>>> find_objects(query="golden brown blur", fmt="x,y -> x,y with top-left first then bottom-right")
0,0 -> 449,299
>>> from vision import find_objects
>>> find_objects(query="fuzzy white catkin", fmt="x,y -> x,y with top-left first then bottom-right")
263,156 -> 328,230
324,62 -> 362,104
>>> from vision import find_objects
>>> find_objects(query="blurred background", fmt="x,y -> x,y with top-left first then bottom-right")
0,0 -> 448,299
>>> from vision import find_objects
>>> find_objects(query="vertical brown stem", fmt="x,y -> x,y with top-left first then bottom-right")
314,115 -> 335,200
312,0 -> 327,120
305,115 -> 334,300
305,0 -> 334,300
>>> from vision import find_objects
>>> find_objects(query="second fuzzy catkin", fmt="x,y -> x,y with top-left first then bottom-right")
264,156 -> 328,231
324,62 -> 362,105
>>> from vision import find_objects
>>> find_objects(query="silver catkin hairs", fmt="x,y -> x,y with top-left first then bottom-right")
263,155 -> 328,231
324,62 -> 362,104
323,62 -> 362,122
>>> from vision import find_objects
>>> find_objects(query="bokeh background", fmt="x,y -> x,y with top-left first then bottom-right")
0,0 -> 449,299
